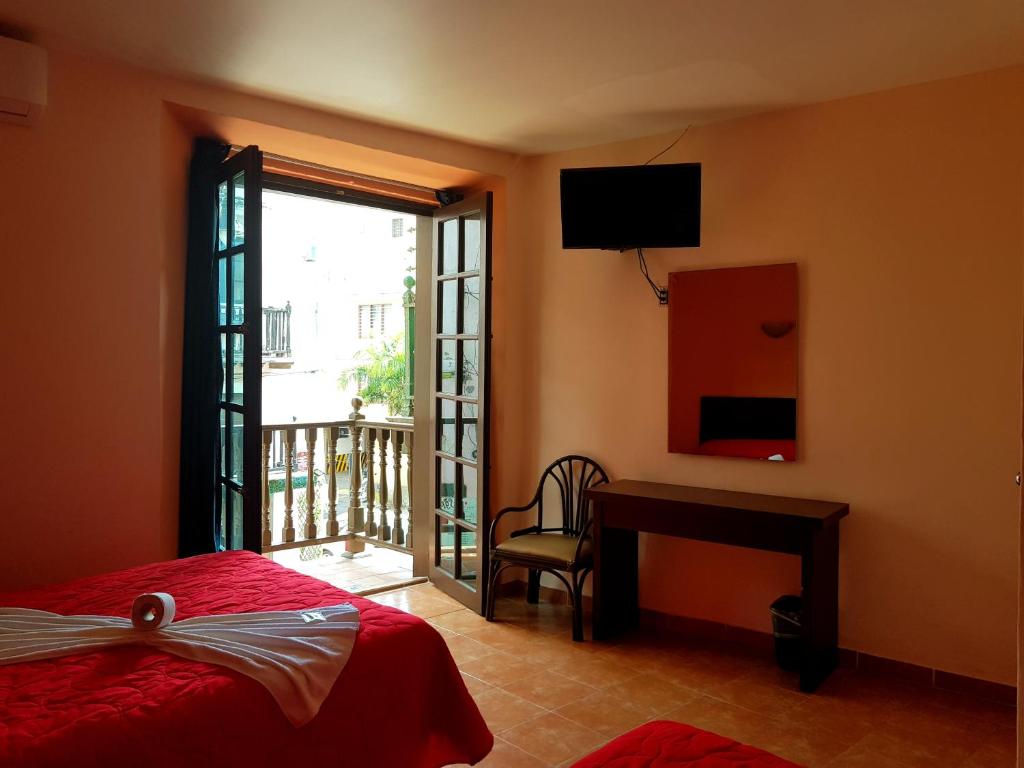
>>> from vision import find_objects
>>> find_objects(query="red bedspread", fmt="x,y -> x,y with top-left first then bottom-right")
571,721 -> 801,767
0,551 -> 492,768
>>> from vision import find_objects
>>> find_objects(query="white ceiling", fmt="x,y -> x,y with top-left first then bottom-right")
2,0 -> 1022,153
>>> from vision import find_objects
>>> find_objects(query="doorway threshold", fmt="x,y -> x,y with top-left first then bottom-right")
355,577 -> 428,597
273,542 -> 415,595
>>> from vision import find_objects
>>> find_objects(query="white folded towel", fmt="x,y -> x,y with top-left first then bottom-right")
0,595 -> 360,727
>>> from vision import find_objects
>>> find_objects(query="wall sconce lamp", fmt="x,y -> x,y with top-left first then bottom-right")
761,321 -> 795,339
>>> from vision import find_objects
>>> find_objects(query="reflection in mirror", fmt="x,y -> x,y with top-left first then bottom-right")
668,263 -> 797,461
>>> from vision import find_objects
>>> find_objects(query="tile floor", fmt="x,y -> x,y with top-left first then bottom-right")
273,544 -> 415,594
368,583 -> 1017,768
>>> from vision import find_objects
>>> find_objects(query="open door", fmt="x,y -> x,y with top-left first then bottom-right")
428,192 -> 492,612
214,145 -> 263,553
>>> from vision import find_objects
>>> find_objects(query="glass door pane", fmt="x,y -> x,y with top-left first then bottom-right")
428,194 -> 491,613
214,146 -> 262,552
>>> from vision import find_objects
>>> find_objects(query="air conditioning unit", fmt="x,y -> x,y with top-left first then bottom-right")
0,37 -> 47,125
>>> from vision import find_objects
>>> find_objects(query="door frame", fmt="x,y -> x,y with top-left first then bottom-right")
258,170 -> 437,571
413,216 -> 434,577
213,145 -> 263,554
424,192 -> 493,612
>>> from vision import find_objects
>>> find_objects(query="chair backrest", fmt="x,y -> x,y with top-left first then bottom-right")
535,455 -> 609,535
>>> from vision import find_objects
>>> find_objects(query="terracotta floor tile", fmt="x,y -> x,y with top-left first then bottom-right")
460,671 -> 493,697
473,687 -> 547,734
645,652 -> 750,692
501,671 -> 599,710
369,590 -> 463,619
408,582 -> 466,607
550,653 -> 642,689
705,673 -> 811,717
743,720 -> 860,767
369,583 -> 1018,768
490,600 -> 580,634
688,644 -> 774,673
493,597 -> 572,618
508,635 -> 600,667
459,652 -> 542,688
557,752 -> 601,768
592,645 -> 679,674
806,667 -> 894,696
825,743 -> 919,768
407,600 -> 466,619
881,699 -> 998,750
473,737 -> 552,768
844,728 -> 982,768
915,686 -> 1017,730
783,671 -> 910,738
663,695 -> 772,746
840,674 -> 941,711
462,623 -> 539,654
738,661 -> 805,689
601,672 -> 700,716
610,628 -> 703,653
445,633 -> 500,665
554,689 -> 653,738
429,608 -> 492,633
780,693 -> 883,743
961,743 -> 1016,768
982,726 -> 1018,760
501,712 -> 605,766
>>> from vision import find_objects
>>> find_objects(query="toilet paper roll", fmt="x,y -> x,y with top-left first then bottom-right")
131,593 -> 176,630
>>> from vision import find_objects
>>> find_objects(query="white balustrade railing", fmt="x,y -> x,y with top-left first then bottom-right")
260,397 -> 414,556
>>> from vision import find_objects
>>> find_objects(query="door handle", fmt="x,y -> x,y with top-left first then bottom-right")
1016,473 -> 1021,487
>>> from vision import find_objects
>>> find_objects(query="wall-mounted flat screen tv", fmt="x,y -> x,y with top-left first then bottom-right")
560,163 -> 701,250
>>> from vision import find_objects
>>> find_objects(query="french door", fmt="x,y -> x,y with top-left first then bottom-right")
214,146 -> 262,552
428,193 -> 492,612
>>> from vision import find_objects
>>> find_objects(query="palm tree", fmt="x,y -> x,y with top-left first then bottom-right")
339,337 -> 408,416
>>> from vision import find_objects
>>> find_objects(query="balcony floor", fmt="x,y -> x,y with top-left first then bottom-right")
271,543 -> 415,594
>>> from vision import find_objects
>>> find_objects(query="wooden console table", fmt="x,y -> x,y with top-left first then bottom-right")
584,480 -> 849,692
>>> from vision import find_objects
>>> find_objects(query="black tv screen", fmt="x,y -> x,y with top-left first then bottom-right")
560,163 -> 701,250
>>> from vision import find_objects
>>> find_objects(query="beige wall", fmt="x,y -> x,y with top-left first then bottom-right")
0,54 -> 185,588
0,44 -> 1020,688
510,66 -> 1024,685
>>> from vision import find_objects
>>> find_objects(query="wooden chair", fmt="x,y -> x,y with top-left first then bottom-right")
485,455 -> 609,641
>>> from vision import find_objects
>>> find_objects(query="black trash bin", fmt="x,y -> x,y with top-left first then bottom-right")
769,595 -> 802,671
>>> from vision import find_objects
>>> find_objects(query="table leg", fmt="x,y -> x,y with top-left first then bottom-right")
592,506 -> 639,641
799,523 -> 840,691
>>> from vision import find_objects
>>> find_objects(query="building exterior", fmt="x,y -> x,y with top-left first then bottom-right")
261,191 -> 416,424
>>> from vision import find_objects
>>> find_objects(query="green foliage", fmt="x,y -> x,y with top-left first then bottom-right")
268,476 -> 307,495
339,337 -> 408,416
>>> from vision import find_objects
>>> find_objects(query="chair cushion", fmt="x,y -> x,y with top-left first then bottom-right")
494,533 -> 591,568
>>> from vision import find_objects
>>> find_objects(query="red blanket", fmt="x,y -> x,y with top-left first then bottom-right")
0,551 -> 492,768
571,721 -> 801,767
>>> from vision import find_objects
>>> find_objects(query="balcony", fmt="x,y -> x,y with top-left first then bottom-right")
262,303 -> 293,369
260,396 -> 417,593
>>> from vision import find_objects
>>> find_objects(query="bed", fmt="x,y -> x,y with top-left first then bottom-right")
0,550 -> 492,768
570,721 -> 800,767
